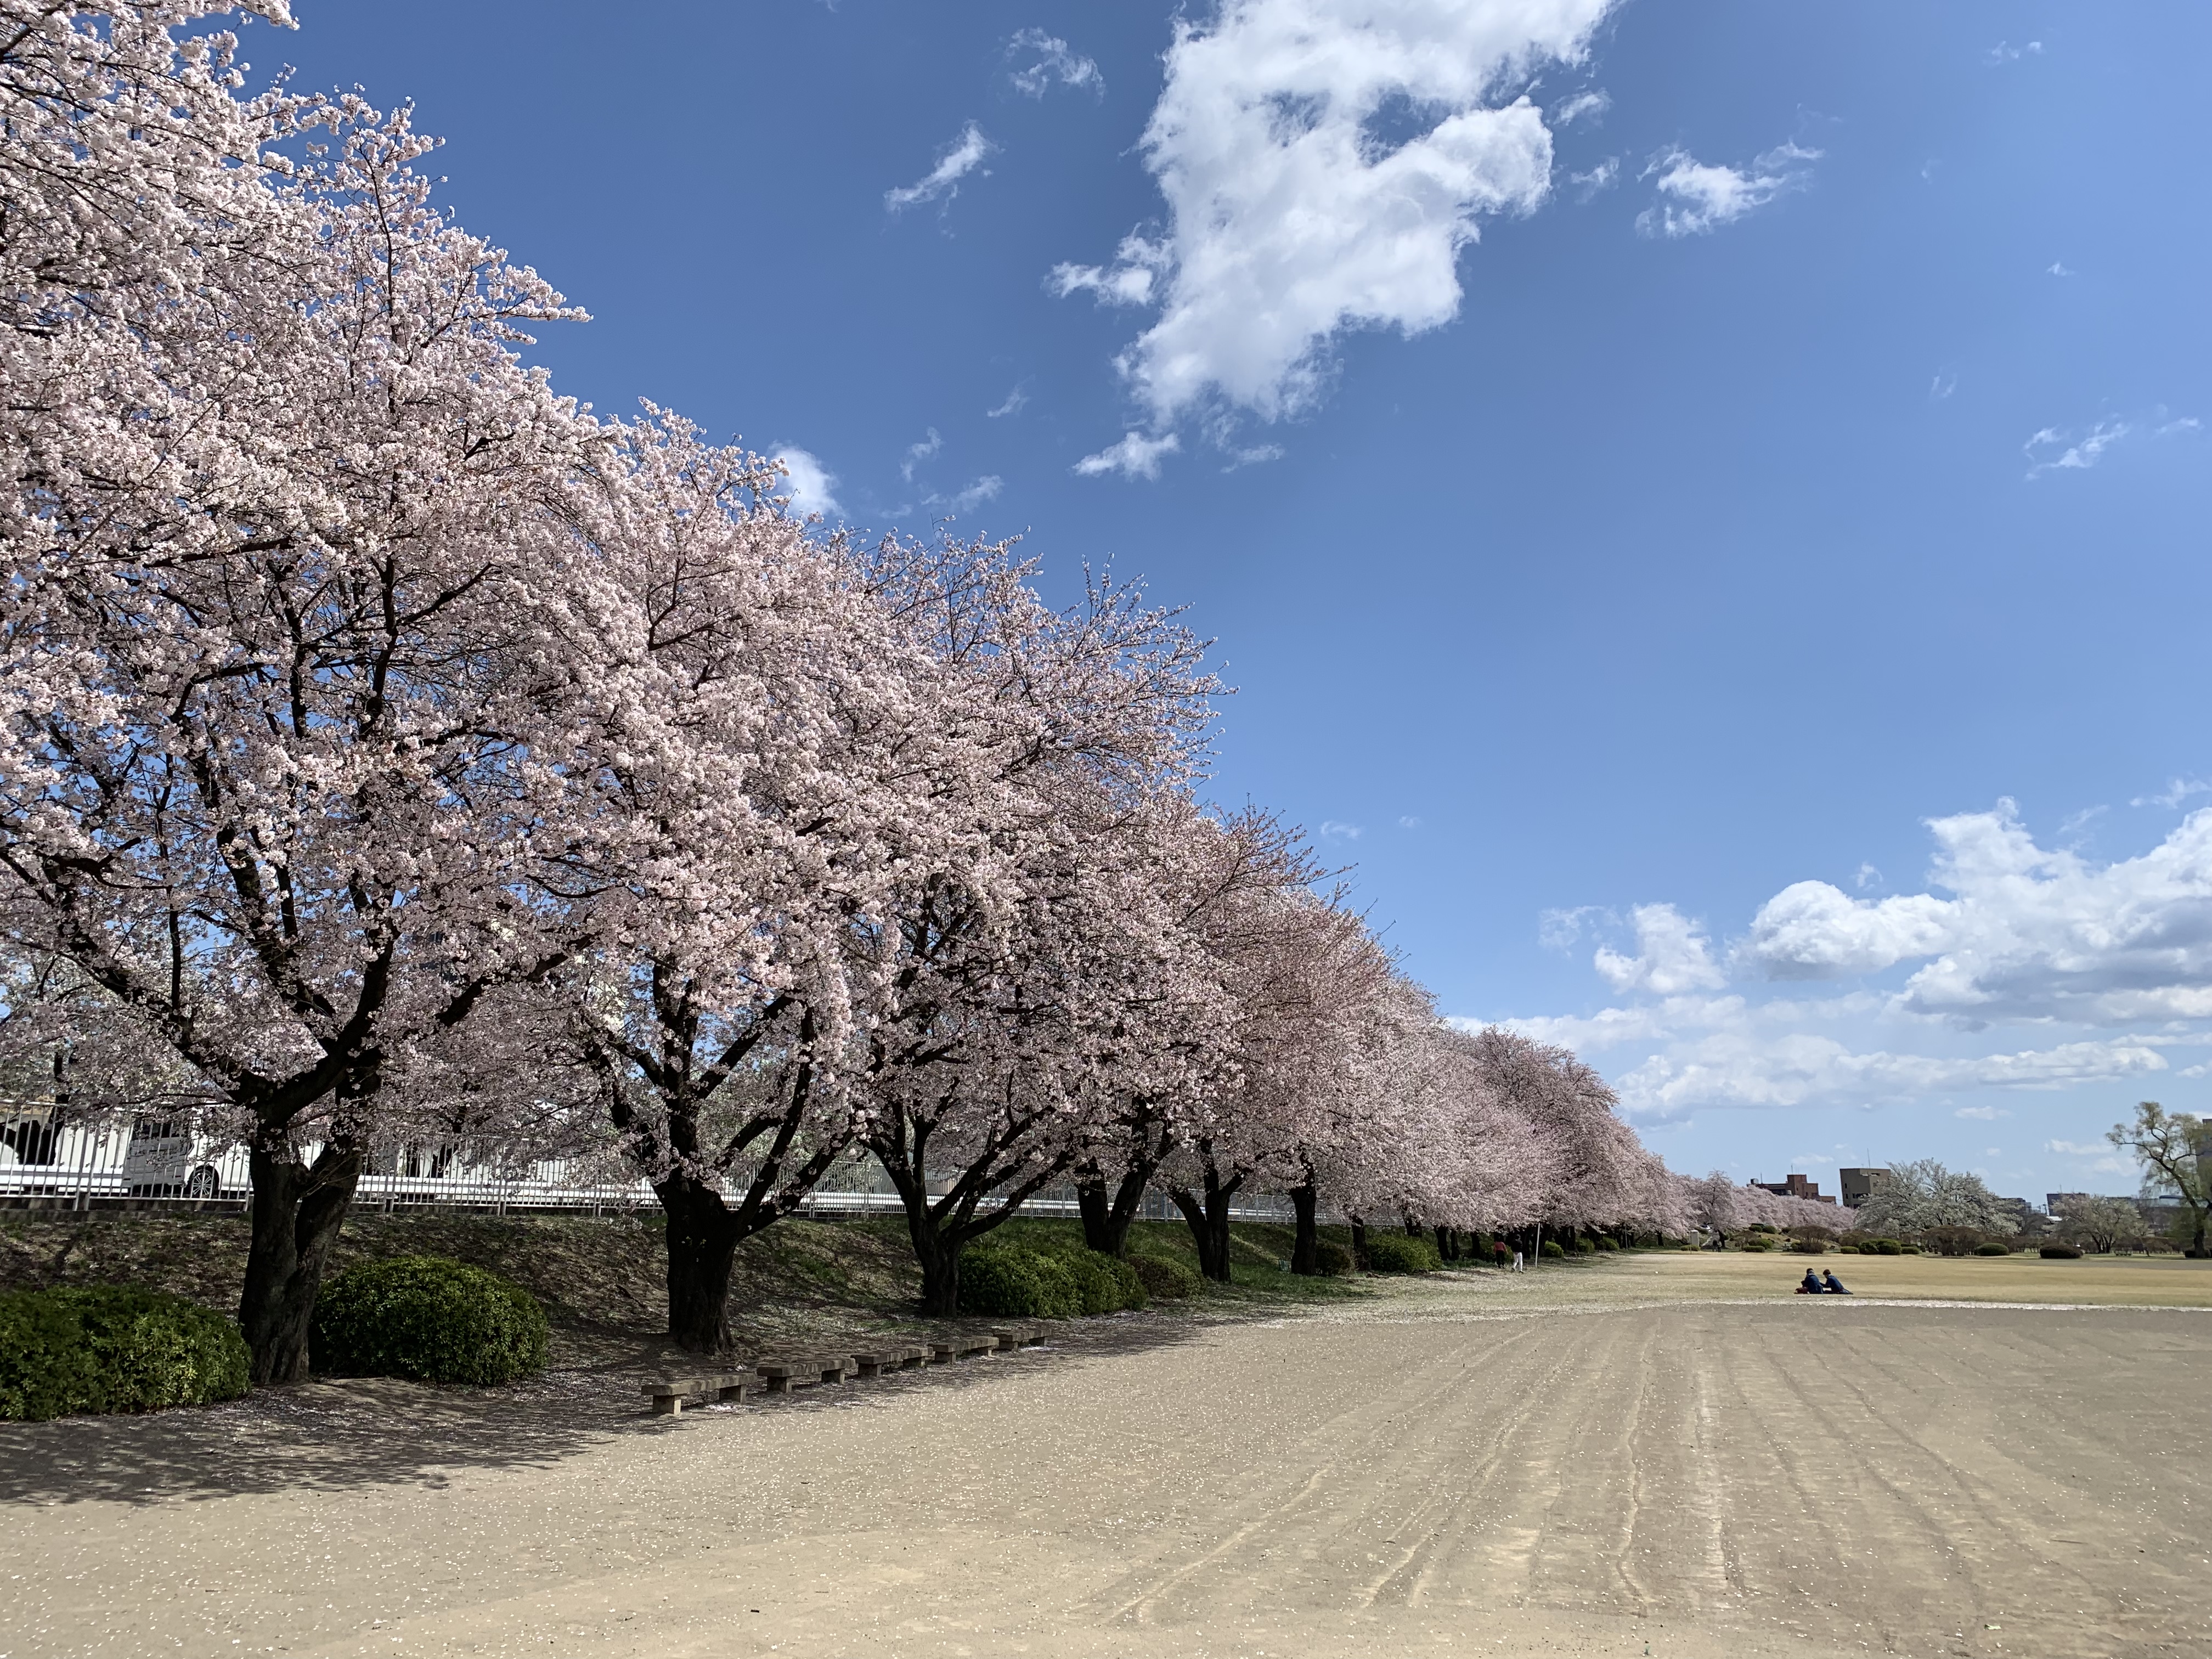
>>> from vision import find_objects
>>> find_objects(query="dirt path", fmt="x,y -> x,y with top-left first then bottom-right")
5,1278 -> 2206,1658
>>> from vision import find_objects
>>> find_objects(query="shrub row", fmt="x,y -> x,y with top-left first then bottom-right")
0,1285 -> 250,1422
957,1241 -> 1154,1318
1363,1233 -> 1444,1273
311,1255 -> 548,1385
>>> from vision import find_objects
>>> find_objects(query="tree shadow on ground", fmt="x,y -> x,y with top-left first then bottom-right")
0,1307 -> 1216,1509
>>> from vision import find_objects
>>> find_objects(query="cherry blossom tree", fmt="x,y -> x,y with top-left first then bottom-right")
847,549 -> 1220,1312
0,50 -> 620,1377
1071,803 -> 1300,1260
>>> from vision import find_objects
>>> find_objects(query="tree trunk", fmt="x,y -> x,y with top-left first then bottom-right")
911,1219 -> 964,1316
1077,1176 -> 1113,1254
1403,1215 -> 1423,1238
1075,1163 -> 1151,1257
1168,1179 -> 1235,1282
1290,1182 -> 1320,1275
239,1135 -> 364,1385
659,1171 -> 743,1355
1435,1224 -> 1457,1262
1350,1216 -> 1368,1258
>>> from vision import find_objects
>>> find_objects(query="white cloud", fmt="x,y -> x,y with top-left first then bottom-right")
1488,797 -> 2212,1122
1636,140 -> 1819,238
1929,370 -> 1957,400
2046,1138 -> 2103,1156
1052,0 -> 1615,430
1610,1029 -> 2166,1120
1550,88 -> 1610,126
1988,40 -> 2044,64
1049,234 -> 1173,307
1073,430 -> 1180,479
1398,815 -> 1423,830
1854,862 -> 1883,891
885,122 -> 994,212
1007,29 -> 1102,98
1742,882 -> 1958,979
986,385 -> 1029,419
1593,904 -> 1727,996
1743,802 -> 2212,1025
2047,261 -> 2075,276
1318,820 -> 1364,841
901,427 -> 943,482
770,445 -> 842,520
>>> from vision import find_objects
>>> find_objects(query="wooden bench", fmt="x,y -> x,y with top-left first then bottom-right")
756,1353 -> 853,1394
850,1345 -> 929,1378
930,1336 -> 1000,1363
988,1327 -> 1044,1351
639,1371 -> 753,1415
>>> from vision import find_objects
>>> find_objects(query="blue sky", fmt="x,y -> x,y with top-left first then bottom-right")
263,1 -> 2208,1204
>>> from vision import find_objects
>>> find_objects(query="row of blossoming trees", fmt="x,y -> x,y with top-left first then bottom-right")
2,4 -> 1718,1384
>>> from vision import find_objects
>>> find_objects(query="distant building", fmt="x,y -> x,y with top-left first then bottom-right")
1838,1167 -> 1891,1209
1751,1173 -> 1836,1205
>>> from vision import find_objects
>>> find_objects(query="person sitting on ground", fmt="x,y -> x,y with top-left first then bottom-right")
1821,1269 -> 1851,1295
1798,1267 -> 1825,1294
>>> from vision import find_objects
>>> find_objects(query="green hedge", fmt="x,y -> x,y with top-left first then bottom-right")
1052,1246 -> 1148,1314
1539,1238 -> 1566,1259
957,1246 -> 1080,1318
1974,1242 -> 2011,1256
1365,1233 -> 1443,1273
2039,1243 -> 2083,1260
0,1285 -> 250,1422
1313,1238 -> 1356,1277
311,1255 -> 548,1385
1128,1252 -> 1204,1299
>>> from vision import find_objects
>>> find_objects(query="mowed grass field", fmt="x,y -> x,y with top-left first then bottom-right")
1452,1245 -> 2212,1310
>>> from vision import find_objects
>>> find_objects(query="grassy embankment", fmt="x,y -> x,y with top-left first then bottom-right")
0,1207 -> 1373,1368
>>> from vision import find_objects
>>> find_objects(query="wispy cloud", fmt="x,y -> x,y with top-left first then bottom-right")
1550,88 -> 1610,127
926,475 -> 1003,515
1570,156 -> 1619,200
2021,411 -> 2199,479
1637,140 -> 1820,238
2131,777 -> 2212,810
1987,40 -> 2044,64
1929,369 -> 1957,400
1318,820 -> 1364,842
900,427 -> 943,482
2048,261 -> 2075,277
886,122 -> 994,212
1007,28 -> 1102,98
1954,1105 -> 2010,1121
986,385 -> 1029,419
1073,430 -> 1180,480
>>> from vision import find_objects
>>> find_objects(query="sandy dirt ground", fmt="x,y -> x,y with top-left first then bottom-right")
5,1260 -> 2208,1659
